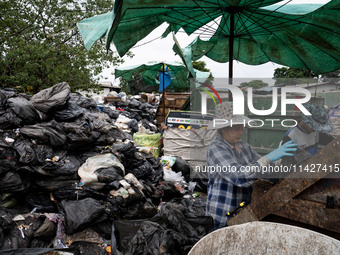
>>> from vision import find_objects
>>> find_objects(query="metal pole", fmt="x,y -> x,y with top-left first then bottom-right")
228,10 -> 235,101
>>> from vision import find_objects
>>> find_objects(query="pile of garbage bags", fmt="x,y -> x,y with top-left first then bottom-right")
0,83 -> 213,255
98,94 -> 159,135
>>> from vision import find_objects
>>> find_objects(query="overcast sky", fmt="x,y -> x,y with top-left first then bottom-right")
98,0 -> 331,84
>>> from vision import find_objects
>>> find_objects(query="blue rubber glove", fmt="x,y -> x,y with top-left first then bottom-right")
265,140 -> 297,162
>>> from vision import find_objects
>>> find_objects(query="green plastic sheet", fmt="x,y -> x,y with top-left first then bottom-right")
115,62 -> 210,91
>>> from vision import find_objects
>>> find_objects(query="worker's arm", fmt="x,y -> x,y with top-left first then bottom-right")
207,143 -> 265,187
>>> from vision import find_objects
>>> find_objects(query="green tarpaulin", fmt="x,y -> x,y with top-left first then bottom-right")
115,62 -> 210,91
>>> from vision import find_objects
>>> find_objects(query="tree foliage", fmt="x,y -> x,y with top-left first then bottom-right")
273,67 -> 315,86
240,80 -> 268,89
193,61 -> 213,78
0,0 -> 124,94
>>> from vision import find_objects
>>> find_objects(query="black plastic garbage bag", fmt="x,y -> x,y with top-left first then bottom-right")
34,175 -> 79,191
129,110 -> 142,121
30,82 -> 71,113
122,221 -> 164,255
102,107 -> 120,119
0,171 -> 28,193
128,99 -> 141,109
54,101 -> 84,122
7,97 -> 41,124
20,120 -> 67,147
126,160 -> 153,180
43,155 -> 81,176
0,248 -> 76,255
26,192 -> 56,213
52,185 -> 107,201
112,142 -> 136,159
66,131 -> 100,151
95,166 -> 124,183
96,128 -> 127,145
0,110 -> 22,129
153,181 -> 182,202
128,119 -> 139,133
0,206 -> 15,230
60,198 -> 106,235
123,200 -> 157,220
59,120 -> 91,134
141,119 -> 158,132
114,219 -> 146,251
172,157 -> 191,176
69,92 -> 98,111
0,145 -> 20,175
33,144 -> 54,165
13,138 -> 37,164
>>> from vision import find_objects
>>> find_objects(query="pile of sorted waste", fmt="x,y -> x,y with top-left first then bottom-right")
0,83 -> 213,255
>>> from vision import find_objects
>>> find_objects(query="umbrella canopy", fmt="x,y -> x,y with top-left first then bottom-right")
172,1 -> 340,75
114,62 -> 210,92
78,0 -> 340,77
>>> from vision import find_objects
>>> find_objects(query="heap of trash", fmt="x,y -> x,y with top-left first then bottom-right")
0,82 -> 213,255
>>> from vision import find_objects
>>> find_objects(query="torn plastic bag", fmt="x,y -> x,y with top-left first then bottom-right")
20,120 -> 67,147
0,171 -> 28,193
13,138 -> 37,164
30,82 -> 71,113
60,198 -> 106,235
26,192 -> 56,213
52,185 -> 107,201
0,110 -> 22,129
54,101 -> 84,121
7,97 -> 41,124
